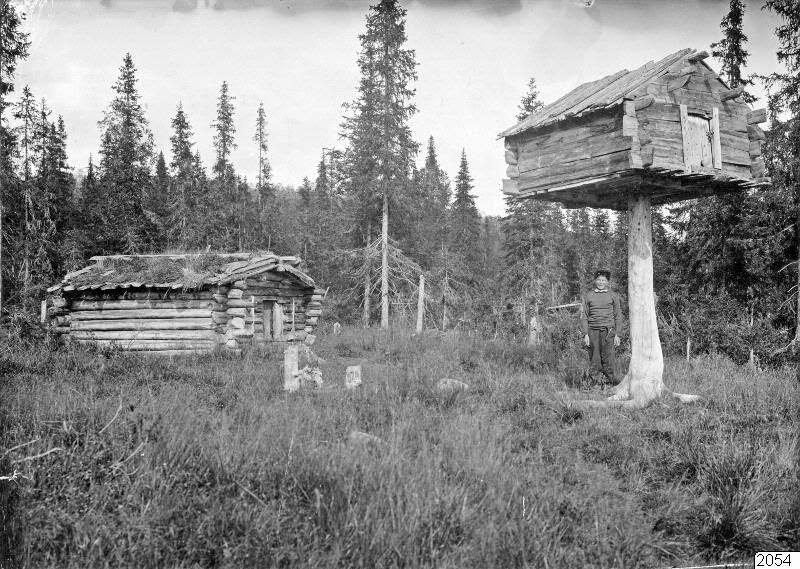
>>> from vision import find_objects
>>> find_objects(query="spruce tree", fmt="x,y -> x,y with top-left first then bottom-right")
516,77 -> 545,121
763,0 -> 800,350
340,0 -> 419,328
253,102 -> 273,206
94,53 -> 155,254
449,149 -> 481,272
168,103 -> 196,246
0,0 -> 30,314
711,0 -> 756,102
210,81 -> 238,249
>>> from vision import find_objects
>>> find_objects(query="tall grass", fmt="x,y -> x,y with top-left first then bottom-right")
1,327 -> 797,568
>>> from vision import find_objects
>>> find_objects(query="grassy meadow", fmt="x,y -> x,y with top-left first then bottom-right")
1,326 -> 798,568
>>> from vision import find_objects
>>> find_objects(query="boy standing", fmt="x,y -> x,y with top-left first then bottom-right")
580,270 -> 623,386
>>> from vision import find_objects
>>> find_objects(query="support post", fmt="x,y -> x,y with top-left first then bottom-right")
607,193 -> 699,406
416,274 -> 425,333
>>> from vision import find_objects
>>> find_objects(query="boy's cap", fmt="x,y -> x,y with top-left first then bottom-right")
594,270 -> 611,279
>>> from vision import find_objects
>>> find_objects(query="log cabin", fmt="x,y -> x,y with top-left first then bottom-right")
43,252 -> 325,355
499,48 -> 769,209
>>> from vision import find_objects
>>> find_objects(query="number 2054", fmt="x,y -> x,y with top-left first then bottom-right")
756,552 -> 798,567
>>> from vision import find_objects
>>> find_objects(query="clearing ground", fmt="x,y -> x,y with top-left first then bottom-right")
1,327 -> 798,568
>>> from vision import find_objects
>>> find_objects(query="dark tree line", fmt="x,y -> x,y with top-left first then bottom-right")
0,0 -> 798,365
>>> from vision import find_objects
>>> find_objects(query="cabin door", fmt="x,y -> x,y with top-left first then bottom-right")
261,300 -> 283,340
683,115 -> 713,170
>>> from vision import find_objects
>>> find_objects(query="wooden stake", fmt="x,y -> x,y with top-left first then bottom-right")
284,343 -> 299,392
416,274 -> 425,333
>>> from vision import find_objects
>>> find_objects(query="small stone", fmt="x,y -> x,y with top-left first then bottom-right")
345,365 -> 362,389
347,430 -> 383,447
232,280 -> 248,289
304,334 -> 316,346
229,317 -> 245,329
226,307 -> 247,317
225,339 -> 238,349
227,288 -> 244,299
294,366 -> 323,388
213,294 -> 228,303
436,378 -> 469,392
332,322 -> 342,335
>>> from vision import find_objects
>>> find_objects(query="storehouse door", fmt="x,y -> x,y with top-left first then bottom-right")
684,115 -> 713,170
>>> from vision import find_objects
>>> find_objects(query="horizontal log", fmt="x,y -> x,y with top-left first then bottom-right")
226,299 -> 255,309
505,150 -> 518,165
721,116 -> 748,133
232,280 -> 248,289
71,330 -> 219,341
687,50 -> 709,63
506,165 -> 519,178
69,299 -> 214,311
751,157 -> 765,178
502,178 -> 519,195
65,291 -> 215,301
71,318 -> 214,331
227,289 -> 244,299
747,108 -> 767,124
720,87 -> 744,102
71,308 -> 211,320
667,75 -> 691,93
226,307 -> 247,317
634,95 -> 655,111
518,134 -> 631,173
75,339 -> 217,351
517,149 -> 631,192
749,140 -> 762,158
721,161 -> 752,178
747,125 -> 765,140
211,312 -> 230,324
141,349 -> 217,357
719,132 -> 750,153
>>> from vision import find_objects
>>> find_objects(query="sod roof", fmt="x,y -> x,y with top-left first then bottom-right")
47,252 -> 316,294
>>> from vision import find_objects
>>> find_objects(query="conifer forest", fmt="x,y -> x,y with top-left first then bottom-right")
0,0 -> 798,367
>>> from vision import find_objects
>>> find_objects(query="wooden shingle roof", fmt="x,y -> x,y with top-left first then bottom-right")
47,252 -> 315,293
499,48 -> 696,138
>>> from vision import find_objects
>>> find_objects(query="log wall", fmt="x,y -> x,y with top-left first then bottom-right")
51,291 -> 219,354
47,270 -> 325,356
509,108 -> 631,193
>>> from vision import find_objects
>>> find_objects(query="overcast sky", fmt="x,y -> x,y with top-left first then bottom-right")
13,0 -> 783,216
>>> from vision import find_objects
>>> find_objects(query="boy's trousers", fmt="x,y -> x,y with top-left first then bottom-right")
587,327 -> 615,383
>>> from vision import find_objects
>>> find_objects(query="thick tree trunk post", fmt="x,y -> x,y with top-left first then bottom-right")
604,194 -> 699,407
416,274 -> 425,333
609,195 -> 666,402
381,192 -> 389,329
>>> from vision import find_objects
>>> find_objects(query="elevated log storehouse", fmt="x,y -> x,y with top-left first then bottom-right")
500,48 -> 769,208
43,253 -> 325,355
499,48 -> 769,406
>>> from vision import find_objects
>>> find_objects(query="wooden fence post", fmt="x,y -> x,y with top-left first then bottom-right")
416,275 -> 425,333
